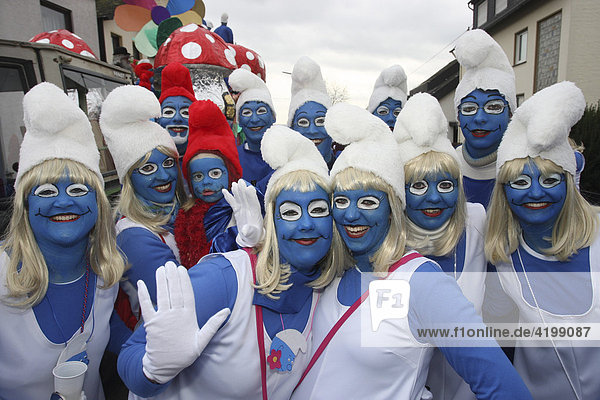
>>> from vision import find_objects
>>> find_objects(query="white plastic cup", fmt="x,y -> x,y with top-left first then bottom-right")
52,361 -> 87,400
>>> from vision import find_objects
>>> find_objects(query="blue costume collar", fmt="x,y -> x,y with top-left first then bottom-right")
253,265 -> 319,313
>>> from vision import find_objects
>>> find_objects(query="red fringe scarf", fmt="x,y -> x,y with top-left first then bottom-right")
174,199 -> 216,269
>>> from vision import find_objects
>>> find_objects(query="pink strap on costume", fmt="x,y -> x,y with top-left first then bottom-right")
243,248 -> 268,400
294,251 -> 422,390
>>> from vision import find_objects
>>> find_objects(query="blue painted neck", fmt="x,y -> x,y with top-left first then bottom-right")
246,139 -> 261,153
521,222 -> 554,253
354,253 -> 374,272
37,237 -> 88,283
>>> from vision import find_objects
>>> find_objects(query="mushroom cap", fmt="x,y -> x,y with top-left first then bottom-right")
154,23 -> 237,70
29,29 -> 97,59
229,43 -> 266,82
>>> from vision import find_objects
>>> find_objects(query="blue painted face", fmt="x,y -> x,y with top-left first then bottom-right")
332,189 -> 390,257
292,101 -> 333,163
504,162 -> 566,229
274,187 -> 333,272
238,101 -> 275,152
405,172 -> 458,230
28,177 -> 98,248
458,89 -> 510,159
130,148 -> 178,205
189,155 -> 229,203
157,95 -> 193,156
373,97 -> 402,131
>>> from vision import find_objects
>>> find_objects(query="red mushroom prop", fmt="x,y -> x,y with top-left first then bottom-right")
154,23 -> 236,71
29,29 -> 97,59
230,44 -> 266,82
154,23 -> 238,123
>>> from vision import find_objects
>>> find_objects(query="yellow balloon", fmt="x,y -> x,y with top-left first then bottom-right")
177,10 -> 203,26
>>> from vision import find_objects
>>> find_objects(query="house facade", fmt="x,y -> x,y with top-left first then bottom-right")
470,0 -> 600,106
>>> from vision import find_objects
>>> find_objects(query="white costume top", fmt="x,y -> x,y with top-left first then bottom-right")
426,202 -> 487,400
129,249 -> 318,400
496,235 -> 600,400
292,252 -> 435,400
0,251 -> 117,400
116,216 -> 180,317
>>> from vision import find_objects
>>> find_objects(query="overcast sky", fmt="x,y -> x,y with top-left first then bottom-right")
203,0 -> 474,124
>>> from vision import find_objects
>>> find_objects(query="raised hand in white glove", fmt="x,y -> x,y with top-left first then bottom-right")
139,261 -> 230,384
222,179 -> 264,248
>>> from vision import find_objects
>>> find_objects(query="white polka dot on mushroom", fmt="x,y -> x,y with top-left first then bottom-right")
61,39 -> 74,49
241,64 -> 250,71
224,49 -> 236,66
246,51 -> 255,60
205,34 -> 215,43
72,33 -> 82,40
36,38 -> 50,44
80,50 -> 95,58
258,56 -> 264,68
163,37 -> 171,47
181,42 -> 202,59
181,24 -> 198,33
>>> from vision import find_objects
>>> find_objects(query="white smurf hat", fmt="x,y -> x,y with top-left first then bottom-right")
367,65 -> 408,113
497,81 -> 585,176
287,56 -> 332,126
261,124 -> 330,204
228,68 -> 276,121
326,103 -> 405,205
99,85 -> 177,182
16,82 -> 101,188
394,92 -> 459,165
453,29 -> 516,114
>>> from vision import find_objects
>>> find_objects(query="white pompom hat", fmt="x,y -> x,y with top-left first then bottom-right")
99,85 -> 177,182
228,68 -> 276,121
261,124 -> 330,204
16,82 -> 101,189
367,65 -> 408,113
497,81 -> 585,176
453,29 -> 516,114
326,103 -> 405,205
287,56 -> 332,126
394,92 -> 459,165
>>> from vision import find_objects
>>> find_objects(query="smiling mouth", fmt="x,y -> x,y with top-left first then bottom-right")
421,208 -> 443,217
293,238 -> 318,246
311,138 -> 324,146
50,213 -> 82,222
471,129 -> 490,138
202,190 -> 216,196
153,182 -> 172,193
523,202 -> 551,209
249,126 -> 264,132
344,225 -> 370,238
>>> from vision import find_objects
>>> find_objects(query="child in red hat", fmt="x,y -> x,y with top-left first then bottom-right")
175,100 -> 247,268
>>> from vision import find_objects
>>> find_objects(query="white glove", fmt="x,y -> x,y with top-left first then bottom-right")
222,179 -> 264,248
139,262 -> 230,384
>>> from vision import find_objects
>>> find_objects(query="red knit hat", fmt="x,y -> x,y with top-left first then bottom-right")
182,100 -> 243,185
159,62 -> 196,103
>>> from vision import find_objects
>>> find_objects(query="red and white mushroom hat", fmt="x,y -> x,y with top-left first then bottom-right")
154,23 -> 237,71
230,44 -> 266,82
29,29 -> 97,59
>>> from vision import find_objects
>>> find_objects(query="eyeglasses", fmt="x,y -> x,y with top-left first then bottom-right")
459,99 -> 507,116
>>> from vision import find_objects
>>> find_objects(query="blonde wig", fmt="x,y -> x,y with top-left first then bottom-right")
485,156 -> 599,263
333,167 -> 407,274
1,159 -> 125,308
254,170 -> 348,298
115,145 -> 190,233
403,151 -> 467,257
